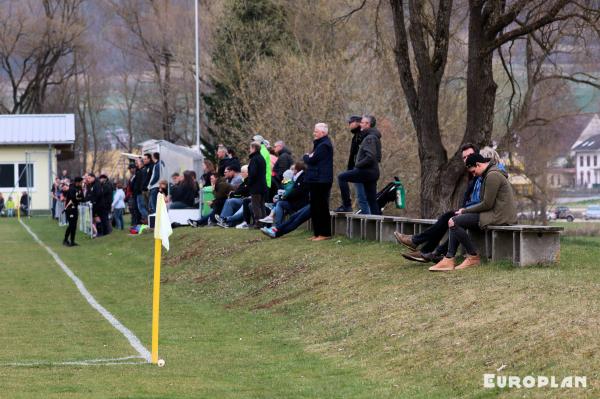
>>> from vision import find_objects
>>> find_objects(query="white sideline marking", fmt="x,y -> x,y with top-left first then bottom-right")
19,220 -> 152,363
1,356 -> 147,367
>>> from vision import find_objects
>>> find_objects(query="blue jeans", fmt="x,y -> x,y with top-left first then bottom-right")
148,188 -> 159,214
225,206 -> 244,226
276,204 -> 311,237
136,194 -> 148,221
354,183 -> 370,214
273,200 -> 292,227
113,208 -> 124,230
338,168 -> 380,215
221,198 -> 243,218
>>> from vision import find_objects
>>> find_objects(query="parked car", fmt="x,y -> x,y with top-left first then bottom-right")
553,206 -> 574,222
517,210 -> 555,221
584,205 -> 600,220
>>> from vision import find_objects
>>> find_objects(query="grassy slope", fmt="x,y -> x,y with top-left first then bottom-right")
1,217 -> 599,398
0,218 -> 392,399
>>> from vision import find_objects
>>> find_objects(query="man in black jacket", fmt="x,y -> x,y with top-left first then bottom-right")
85,173 -> 104,235
62,177 -> 84,246
98,174 -> 113,236
217,145 -> 242,177
247,142 -> 267,227
272,140 -> 294,185
344,115 -> 370,214
133,157 -> 148,223
303,123 -> 334,240
336,115 -> 382,215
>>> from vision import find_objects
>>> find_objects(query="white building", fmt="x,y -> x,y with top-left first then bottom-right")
0,114 -> 75,210
571,114 -> 600,188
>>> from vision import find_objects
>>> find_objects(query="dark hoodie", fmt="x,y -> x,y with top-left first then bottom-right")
273,147 -> 294,180
347,127 -> 367,170
354,128 -> 382,175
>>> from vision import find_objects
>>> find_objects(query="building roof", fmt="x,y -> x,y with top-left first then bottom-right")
572,134 -> 600,151
0,114 -> 75,145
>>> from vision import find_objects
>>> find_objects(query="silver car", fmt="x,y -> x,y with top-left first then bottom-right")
584,205 -> 600,220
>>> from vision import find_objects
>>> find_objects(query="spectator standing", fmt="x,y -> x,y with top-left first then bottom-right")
247,141 -> 267,227
272,140 -> 294,193
0,193 -> 4,216
148,152 -> 161,214
62,177 -> 84,246
20,192 -> 30,216
126,164 -> 140,226
345,115 -> 370,214
133,158 -> 149,223
336,115 -> 382,215
98,174 -> 113,236
252,135 -> 273,192
217,145 -> 241,177
112,182 -> 126,230
303,123 -> 334,241
6,196 -> 15,217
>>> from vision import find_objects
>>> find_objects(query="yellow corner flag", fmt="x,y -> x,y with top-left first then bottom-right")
151,193 -> 172,364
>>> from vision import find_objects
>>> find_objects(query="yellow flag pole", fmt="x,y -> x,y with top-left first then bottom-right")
151,238 -> 162,364
17,193 -> 20,221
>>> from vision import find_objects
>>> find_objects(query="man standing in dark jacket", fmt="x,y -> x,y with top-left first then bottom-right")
336,115 -> 382,215
217,145 -> 242,177
99,174 -> 113,236
62,177 -> 84,246
85,173 -> 104,235
273,140 -> 294,185
303,122 -> 334,241
133,157 -> 148,223
247,142 -> 267,227
345,115 -> 370,214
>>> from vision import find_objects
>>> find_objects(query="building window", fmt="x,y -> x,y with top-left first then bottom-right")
581,171 -> 584,184
0,163 -> 34,189
18,164 -> 34,188
0,164 -> 15,188
558,175 -> 561,185
595,156 -> 598,167
581,156 -> 584,166
587,170 -> 591,184
588,156 -> 591,167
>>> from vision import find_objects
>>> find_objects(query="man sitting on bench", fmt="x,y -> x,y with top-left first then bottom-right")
428,153 -> 517,271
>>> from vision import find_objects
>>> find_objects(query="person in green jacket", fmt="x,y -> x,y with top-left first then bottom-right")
253,134 -> 272,190
430,152 -> 517,272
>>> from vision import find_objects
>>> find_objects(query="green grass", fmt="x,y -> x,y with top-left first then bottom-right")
1,217 -> 600,398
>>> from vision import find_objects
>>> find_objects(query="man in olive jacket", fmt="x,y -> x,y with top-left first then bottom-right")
430,153 -> 517,272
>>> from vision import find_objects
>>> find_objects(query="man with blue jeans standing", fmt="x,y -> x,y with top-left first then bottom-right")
336,115 -> 371,213
336,115 -> 382,215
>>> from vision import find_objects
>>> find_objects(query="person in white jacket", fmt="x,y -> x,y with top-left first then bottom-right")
111,183 -> 126,230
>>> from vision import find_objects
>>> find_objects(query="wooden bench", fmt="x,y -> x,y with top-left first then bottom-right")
324,212 -> 564,266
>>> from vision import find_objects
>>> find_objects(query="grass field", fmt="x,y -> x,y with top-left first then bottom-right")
0,217 -> 599,398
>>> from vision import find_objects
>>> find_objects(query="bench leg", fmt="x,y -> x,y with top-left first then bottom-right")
364,219 -> 378,241
492,231 -> 514,263
468,229 -> 488,262
348,218 -> 363,239
333,214 -> 346,236
379,221 -> 397,243
518,231 -> 560,266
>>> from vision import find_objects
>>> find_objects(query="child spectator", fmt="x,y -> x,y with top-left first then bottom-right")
6,196 -> 15,217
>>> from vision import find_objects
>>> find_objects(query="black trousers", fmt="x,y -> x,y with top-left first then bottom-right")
447,213 -> 480,257
412,210 -> 455,253
64,208 -> 78,243
250,194 -> 265,224
309,182 -> 332,237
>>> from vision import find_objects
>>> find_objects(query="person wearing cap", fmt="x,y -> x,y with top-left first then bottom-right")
303,123 -> 334,241
335,115 -> 381,215
344,115 -> 370,214
429,152 -> 517,272
62,177 -> 84,246
252,135 -> 272,192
